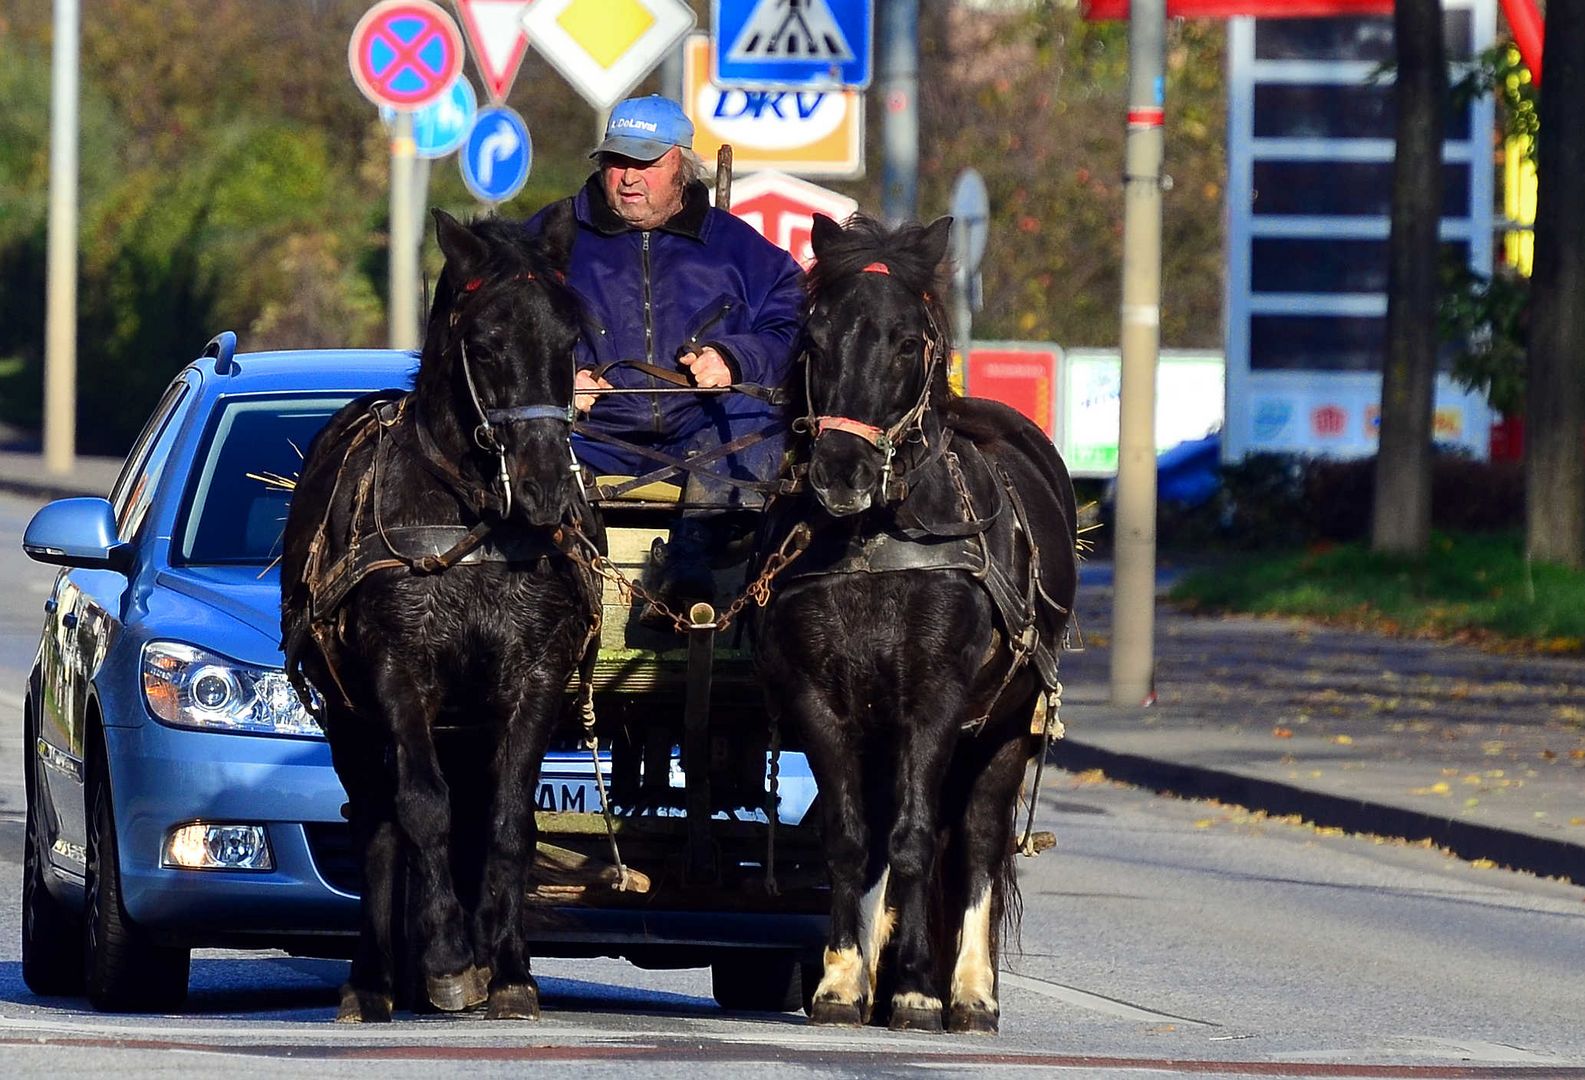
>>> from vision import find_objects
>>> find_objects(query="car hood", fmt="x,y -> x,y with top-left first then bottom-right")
149,565 -> 284,666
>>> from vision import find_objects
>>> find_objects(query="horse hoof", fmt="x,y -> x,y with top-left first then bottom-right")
947,1004 -> 1000,1034
486,983 -> 541,1021
889,1004 -> 944,1033
427,966 -> 489,1013
464,964 -> 493,1010
335,985 -> 393,1023
808,998 -> 865,1027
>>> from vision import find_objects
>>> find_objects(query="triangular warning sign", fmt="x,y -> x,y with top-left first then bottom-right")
726,0 -> 855,63
455,0 -> 533,103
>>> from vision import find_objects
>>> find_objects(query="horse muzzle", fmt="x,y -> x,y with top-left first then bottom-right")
809,442 -> 878,517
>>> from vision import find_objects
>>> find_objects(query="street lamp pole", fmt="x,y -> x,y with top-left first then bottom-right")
1110,0 -> 1166,706
45,0 -> 80,474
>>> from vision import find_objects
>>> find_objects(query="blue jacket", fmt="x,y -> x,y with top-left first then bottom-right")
526,174 -> 804,443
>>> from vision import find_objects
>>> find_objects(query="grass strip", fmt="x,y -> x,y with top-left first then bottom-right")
1168,531 -> 1585,653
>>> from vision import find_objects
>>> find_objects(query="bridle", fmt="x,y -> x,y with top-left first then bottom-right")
447,271 -> 581,520
802,261 -> 950,503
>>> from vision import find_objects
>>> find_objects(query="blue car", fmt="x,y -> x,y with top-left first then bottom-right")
21,338 -> 821,1013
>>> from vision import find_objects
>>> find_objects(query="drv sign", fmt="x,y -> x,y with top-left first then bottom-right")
682,34 -> 862,178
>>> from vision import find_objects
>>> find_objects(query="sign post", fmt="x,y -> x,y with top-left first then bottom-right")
948,168 -> 988,361
461,104 -> 533,205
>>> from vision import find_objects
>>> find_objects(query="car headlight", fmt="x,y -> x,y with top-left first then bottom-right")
143,641 -> 323,738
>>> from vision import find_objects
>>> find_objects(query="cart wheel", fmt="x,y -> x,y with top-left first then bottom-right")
710,950 -> 803,1012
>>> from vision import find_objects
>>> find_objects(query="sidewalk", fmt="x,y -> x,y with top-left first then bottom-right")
4,448 -> 1582,884
1058,561 -> 1585,885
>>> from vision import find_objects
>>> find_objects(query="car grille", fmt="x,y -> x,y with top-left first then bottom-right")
304,823 -> 361,896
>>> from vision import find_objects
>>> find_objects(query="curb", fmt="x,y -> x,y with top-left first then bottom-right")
0,476 -> 105,503
1052,738 -> 1585,888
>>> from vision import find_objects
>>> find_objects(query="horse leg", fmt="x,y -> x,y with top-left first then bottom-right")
797,692 -> 872,1026
884,703 -> 964,1033
327,722 -> 399,1023
380,679 -> 482,1012
947,726 -> 1037,1035
475,686 -> 562,1020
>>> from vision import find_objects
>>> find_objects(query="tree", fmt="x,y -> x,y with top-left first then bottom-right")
1371,0 -> 1447,556
1525,1 -> 1585,570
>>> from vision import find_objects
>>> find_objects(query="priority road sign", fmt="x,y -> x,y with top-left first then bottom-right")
462,105 -> 532,204
712,0 -> 873,90
520,0 -> 696,111
455,0 -> 533,103
727,170 -> 858,267
381,76 -> 479,158
683,34 -> 862,180
349,0 -> 467,111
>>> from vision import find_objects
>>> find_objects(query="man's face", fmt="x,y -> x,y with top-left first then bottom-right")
600,147 -> 685,231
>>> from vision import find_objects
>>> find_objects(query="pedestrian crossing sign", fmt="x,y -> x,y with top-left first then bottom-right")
711,0 -> 873,90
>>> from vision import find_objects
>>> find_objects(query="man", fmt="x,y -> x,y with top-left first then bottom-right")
525,95 -> 803,618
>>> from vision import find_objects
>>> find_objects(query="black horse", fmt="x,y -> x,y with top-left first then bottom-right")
754,213 -> 1077,1034
279,209 -> 599,1022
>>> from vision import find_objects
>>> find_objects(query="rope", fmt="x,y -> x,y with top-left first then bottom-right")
578,654 -> 636,891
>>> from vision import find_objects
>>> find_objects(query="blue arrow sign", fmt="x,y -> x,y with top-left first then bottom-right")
712,0 -> 873,90
461,105 -> 531,204
381,77 -> 478,159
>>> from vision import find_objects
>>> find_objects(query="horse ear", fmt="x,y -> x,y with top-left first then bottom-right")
809,213 -> 843,261
432,208 -> 489,278
534,198 -> 578,272
921,215 -> 954,274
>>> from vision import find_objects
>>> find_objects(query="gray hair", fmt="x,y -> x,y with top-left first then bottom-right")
678,147 -> 707,185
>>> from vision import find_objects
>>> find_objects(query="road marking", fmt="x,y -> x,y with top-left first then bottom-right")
998,971 -> 1216,1027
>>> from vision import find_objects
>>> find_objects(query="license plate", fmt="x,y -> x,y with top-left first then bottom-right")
535,776 -> 600,813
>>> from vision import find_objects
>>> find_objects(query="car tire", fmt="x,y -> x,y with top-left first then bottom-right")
710,950 -> 804,1012
84,762 -> 190,1012
22,716 -> 85,996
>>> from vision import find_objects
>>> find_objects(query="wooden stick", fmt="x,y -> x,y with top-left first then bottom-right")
714,144 -> 734,211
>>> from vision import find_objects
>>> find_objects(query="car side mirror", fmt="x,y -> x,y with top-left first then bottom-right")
22,497 -> 134,573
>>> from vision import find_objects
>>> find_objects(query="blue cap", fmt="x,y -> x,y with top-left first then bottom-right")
591,95 -> 694,161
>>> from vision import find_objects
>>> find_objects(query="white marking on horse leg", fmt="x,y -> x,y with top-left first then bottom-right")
815,946 -> 864,1005
858,869 -> 894,995
950,883 -> 997,1012
892,990 -> 943,1012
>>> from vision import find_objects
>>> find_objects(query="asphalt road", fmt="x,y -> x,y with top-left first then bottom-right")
1,490 -> 1584,1077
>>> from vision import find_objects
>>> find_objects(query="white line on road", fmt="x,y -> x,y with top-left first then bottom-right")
998,971 -> 1216,1027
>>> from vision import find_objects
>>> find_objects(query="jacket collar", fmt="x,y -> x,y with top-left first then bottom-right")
579,172 -> 711,241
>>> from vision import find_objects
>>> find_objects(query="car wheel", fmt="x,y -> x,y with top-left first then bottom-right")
21,723 -> 85,995
84,762 -> 190,1012
710,950 -> 804,1012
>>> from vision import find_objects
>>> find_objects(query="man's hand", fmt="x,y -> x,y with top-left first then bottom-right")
678,346 -> 732,388
574,368 -> 614,413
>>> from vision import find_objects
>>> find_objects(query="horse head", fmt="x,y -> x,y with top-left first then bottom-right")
801,212 -> 954,517
423,207 -> 582,528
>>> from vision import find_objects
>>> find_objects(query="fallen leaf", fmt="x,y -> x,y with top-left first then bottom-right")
1470,858 -> 1497,870
1194,818 -> 1216,829
1273,727 -> 1294,739
1332,734 -> 1354,745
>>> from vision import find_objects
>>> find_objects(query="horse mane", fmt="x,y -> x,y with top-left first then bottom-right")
804,212 -> 959,408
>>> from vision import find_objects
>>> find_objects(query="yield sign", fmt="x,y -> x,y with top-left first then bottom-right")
454,0 -> 533,103
520,0 -> 696,111
349,0 -> 466,110
727,170 -> 858,268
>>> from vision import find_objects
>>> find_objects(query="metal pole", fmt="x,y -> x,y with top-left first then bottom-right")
880,0 -> 919,224
659,40 -> 685,101
1109,0 -> 1165,707
44,0 -> 80,475
388,111 -> 420,351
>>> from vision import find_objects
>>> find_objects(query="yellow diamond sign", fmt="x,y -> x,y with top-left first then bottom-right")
522,0 -> 695,109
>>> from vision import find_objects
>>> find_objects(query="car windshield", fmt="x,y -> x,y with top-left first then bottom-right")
177,394 -> 355,566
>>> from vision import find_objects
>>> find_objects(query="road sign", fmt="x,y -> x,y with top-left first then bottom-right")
965,345 -> 1060,440
461,105 -> 532,203
455,0 -> 533,103
949,169 -> 989,277
520,0 -> 696,111
349,0 -> 467,111
712,0 -> 874,90
728,171 -> 858,267
381,76 -> 478,158
682,35 -> 862,180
